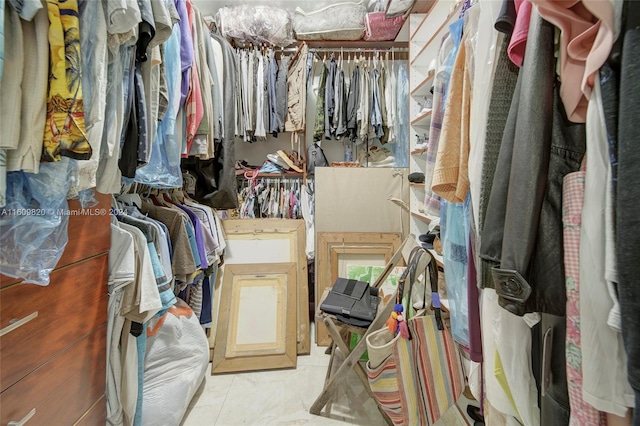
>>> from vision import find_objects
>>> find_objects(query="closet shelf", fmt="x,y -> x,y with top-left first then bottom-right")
410,2 -> 463,67
409,183 -> 426,189
428,249 -> 444,269
411,147 -> 428,156
411,211 -> 437,223
410,70 -> 435,97
411,110 -> 432,126
411,0 -> 438,14
239,172 -> 305,179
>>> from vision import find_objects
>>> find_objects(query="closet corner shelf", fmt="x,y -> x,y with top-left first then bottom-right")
409,183 -> 426,189
410,70 -> 435,97
410,2 -> 463,67
428,249 -> 444,269
411,0 -> 438,14
411,110 -> 432,126
411,211 -> 436,223
411,147 -> 428,156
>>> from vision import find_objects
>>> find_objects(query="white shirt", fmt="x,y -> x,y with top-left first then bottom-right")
119,222 -> 162,323
106,0 -> 141,35
579,74 -> 634,416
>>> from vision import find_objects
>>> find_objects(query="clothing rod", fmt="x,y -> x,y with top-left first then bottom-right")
227,42 -> 408,53
298,47 -> 407,53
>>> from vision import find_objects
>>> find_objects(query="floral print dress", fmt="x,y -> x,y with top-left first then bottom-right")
42,0 -> 92,162
563,164 -> 606,426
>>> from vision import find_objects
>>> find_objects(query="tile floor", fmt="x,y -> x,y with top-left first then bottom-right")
181,323 -> 386,426
181,323 -> 477,426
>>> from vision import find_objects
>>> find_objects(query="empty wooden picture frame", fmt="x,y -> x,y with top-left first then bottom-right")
212,263 -> 297,374
316,232 -> 403,346
218,219 -> 310,355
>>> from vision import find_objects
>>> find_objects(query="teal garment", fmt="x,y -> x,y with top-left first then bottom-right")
393,63 -> 409,167
147,242 -> 168,284
439,195 -> 471,347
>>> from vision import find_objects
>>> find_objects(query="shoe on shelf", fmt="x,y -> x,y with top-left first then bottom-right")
418,231 -> 436,245
414,142 -> 427,150
358,145 -> 394,166
235,160 -> 255,176
408,172 -> 425,183
368,157 -> 395,168
259,161 -> 286,174
420,95 -> 433,114
276,150 -> 304,173
267,153 -> 290,170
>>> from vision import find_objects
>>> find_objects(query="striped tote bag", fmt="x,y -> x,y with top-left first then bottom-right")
366,249 -> 465,425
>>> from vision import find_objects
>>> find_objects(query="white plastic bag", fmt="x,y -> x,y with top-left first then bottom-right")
142,300 -> 210,426
294,1 -> 367,40
216,5 -> 293,47
0,159 -> 72,285
385,0 -> 416,17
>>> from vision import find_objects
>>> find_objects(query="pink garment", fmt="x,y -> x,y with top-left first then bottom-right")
562,166 -> 607,426
184,0 -> 203,156
581,1 -> 617,98
531,0 -> 615,123
507,0 -> 532,67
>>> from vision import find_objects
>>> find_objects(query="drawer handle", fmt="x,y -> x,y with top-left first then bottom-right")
0,312 -> 38,337
8,408 -> 36,426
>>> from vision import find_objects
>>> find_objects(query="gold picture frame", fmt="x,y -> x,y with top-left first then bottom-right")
214,219 -> 310,355
212,263 -> 297,374
315,232 -> 402,346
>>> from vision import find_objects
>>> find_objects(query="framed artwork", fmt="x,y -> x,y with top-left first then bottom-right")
215,219 -> 310,355
212,263 -> 297,374
316,232 -> 402,346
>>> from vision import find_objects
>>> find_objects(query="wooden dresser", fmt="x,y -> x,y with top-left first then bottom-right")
0,192 -> 111,425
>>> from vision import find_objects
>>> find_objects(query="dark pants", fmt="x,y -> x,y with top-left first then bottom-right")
617,8 -> 640,424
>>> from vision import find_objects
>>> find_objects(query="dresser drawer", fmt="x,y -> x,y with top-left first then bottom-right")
0,255 -> 108,391
1,324 -> 107,426
74,395 -> 106,426
57,191 -> 111,269
0,192 -> 111,290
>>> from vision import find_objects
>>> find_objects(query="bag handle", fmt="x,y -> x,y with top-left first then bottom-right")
402,248 -> 444,331
395,246 -> 423,306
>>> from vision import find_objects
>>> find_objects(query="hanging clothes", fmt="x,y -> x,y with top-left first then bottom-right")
5,1 -> 48,176
42,0 -> 92,162
72,0 -> 108,195
324,54 -> 337,139
424,27 -> 462,217
255,52 -> 267,138
370,68 -> 384,140
333,65 -> 347,138
562,161 -> 607,426
313,63 -> 327,141
346,64 -> 360,143
431,37 -> 471,204
580,68 -> 634,417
